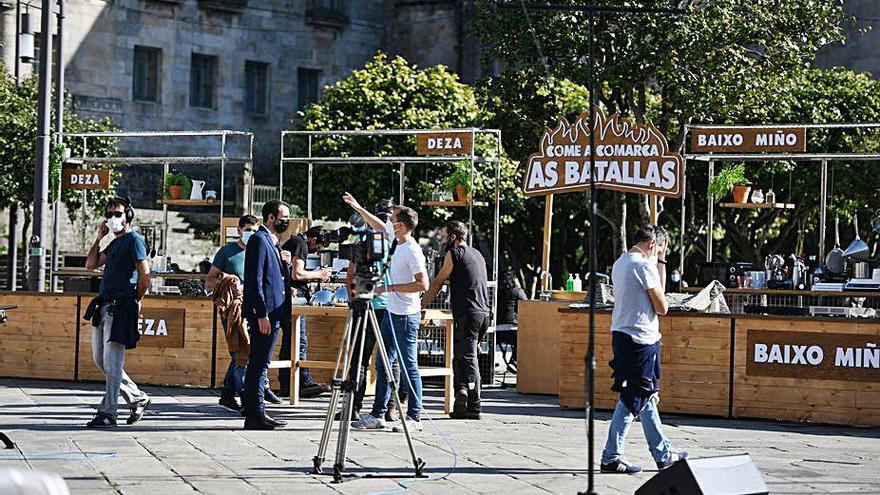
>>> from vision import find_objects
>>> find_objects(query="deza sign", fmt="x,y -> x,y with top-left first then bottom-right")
522,107 -> 684,198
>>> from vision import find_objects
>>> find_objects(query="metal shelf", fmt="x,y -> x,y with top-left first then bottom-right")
420,200 -> 488,207
719,202 -> 795,209
156,199 -> 232,206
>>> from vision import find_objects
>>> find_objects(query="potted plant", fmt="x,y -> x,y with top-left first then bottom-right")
444,162 -> 472,202
708,164 -> 751,203
164,171 -> 190,200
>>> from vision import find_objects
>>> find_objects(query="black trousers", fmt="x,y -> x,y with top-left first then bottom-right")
453,312 -> 490,411
348,308 -> 404,412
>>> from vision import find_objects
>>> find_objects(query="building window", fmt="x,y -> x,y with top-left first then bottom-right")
309,0 -> 343,11
297,68 -> 321,111
244,61 -> 269,115
305,0 -> 348,28
133,46 -> 161,102
190,53 -> 218,109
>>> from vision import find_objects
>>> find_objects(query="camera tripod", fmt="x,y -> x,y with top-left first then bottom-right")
312,299 -> 425,483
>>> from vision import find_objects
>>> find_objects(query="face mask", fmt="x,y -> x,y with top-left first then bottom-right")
385,218 -> 395,235
671,271 -> 681,283
274,218 -> 290,234
107,216 -> 125,234
240,231 -> 254,245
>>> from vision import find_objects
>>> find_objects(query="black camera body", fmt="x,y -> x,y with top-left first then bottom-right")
316,226 -> 351,247
340,229 -> 387,301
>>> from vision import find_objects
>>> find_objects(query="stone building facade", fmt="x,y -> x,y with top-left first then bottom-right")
0,0 -> 484,203
816,0 -> 880,78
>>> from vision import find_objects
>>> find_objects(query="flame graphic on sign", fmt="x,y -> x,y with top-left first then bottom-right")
523,106 -> 683,198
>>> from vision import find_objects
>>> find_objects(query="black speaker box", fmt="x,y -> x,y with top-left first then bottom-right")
635,454 -> 768,495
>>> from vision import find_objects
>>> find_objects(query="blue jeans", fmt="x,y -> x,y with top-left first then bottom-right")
222,351 -> 247,398
601,394 -> 672,464
243,319 -> 280,418
371,312 -> 422,421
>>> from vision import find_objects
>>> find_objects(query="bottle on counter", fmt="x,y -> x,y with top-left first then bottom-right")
573,273 -> 583,292
565,274 -> 574,292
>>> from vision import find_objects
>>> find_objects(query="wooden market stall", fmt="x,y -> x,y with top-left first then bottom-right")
517,120 -> 880,428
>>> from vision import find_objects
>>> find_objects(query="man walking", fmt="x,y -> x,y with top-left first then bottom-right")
206,215 -> 260,411
344,193 -> 428,432
242,200 -> 292,430
600,224 -> 687,473
422,220 -> 490,419
83,197 -> 151,428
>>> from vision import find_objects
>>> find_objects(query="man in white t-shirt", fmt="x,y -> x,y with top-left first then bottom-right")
343,193 -> 428,432
600,224 -> 687,474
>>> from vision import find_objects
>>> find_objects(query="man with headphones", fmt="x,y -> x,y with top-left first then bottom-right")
83,197 -> 152,428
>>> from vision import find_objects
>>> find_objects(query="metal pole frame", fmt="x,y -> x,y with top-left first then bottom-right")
50,0 -> 65,292
279,128 -> 502,291
64,130 -> 254,275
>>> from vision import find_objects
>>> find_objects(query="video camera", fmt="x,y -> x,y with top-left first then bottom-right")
339,228 -> 387,301
315,226 -> 352,247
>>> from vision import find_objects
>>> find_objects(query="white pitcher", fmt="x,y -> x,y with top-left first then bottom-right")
190,179 -> 206,200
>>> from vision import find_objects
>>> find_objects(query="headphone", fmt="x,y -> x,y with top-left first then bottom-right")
110,196 -> 135,224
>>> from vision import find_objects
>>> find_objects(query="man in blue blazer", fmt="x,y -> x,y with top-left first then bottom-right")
242,199 -> 293,430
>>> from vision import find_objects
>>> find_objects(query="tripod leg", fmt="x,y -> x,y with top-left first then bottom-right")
313,309 -> 356,474
333,309 -> 369,482
368,309 -> 425,477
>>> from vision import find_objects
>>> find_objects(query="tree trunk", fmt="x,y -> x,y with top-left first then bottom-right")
20,208 -> 31,291
618,193 -> 628,254
7,204 -> 18,291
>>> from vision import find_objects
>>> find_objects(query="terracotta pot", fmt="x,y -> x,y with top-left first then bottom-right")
731,185 -> 751,204
455,184 -> 469,202
169,185 -> 183,200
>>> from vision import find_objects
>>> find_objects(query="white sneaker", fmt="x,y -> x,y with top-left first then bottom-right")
392,417 -> 422,433
351,414 -> 386,430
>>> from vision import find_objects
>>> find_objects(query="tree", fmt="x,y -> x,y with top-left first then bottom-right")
291,53 -> 520,260
474,0 -> 846,283
0,65 -> 118,285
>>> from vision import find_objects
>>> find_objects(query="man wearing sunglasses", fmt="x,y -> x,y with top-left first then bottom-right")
83,197 -> 151,428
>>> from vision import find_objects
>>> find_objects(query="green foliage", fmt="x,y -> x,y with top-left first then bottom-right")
444,162 -> 472,194
708,164 -> 749,201
292,53 -> 514,238
0,63 -> 118,223
473,1 -> 856,282
163,171 -> 191,199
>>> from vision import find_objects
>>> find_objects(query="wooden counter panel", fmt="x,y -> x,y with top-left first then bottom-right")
77,297 -> 217,387
518,301 -> 571,395
558,312 -> 732,416
733,317 -> 880,427
0,294 -> 79,380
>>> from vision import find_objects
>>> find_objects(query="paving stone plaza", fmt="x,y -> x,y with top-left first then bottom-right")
1,378 -> 878,494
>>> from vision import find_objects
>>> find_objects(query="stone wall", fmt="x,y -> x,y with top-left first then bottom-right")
815,0 -> 880,77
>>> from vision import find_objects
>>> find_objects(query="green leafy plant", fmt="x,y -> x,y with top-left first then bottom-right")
444,162 -> 472,195
708,164 -> 749,201
163,171 -> 191,199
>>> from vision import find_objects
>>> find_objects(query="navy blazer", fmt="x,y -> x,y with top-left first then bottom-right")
243,226 -> 292,322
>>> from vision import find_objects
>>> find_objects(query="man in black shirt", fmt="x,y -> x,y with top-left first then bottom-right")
279,226 -> 331,398
422,220 -> 490,419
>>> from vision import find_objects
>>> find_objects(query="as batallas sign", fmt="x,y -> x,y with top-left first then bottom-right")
522,107 -> 684,197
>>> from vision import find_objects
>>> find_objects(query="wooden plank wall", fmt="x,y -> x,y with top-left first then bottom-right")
733,317 -> 880,427
0,293 -> 79,380
77,296 -> 218,388
558,311 -> 616,409
557,311 -> 732,417
518,300 -> 570,395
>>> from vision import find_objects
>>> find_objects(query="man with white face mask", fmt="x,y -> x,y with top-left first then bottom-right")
83,197 -> 151,428
206,215 -> 259,411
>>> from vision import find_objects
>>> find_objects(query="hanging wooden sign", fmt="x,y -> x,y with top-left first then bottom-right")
747,329 -> 880,382
522,107 -> 684,198
416,131 -> 473,156
690,127 -> 807,153
62,169 -> 110,190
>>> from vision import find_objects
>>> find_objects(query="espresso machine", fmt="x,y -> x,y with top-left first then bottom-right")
765,254 -> 792,289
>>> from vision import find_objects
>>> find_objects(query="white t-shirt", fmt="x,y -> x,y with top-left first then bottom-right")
383,222 -> 427,316
610,252 -> 662,345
